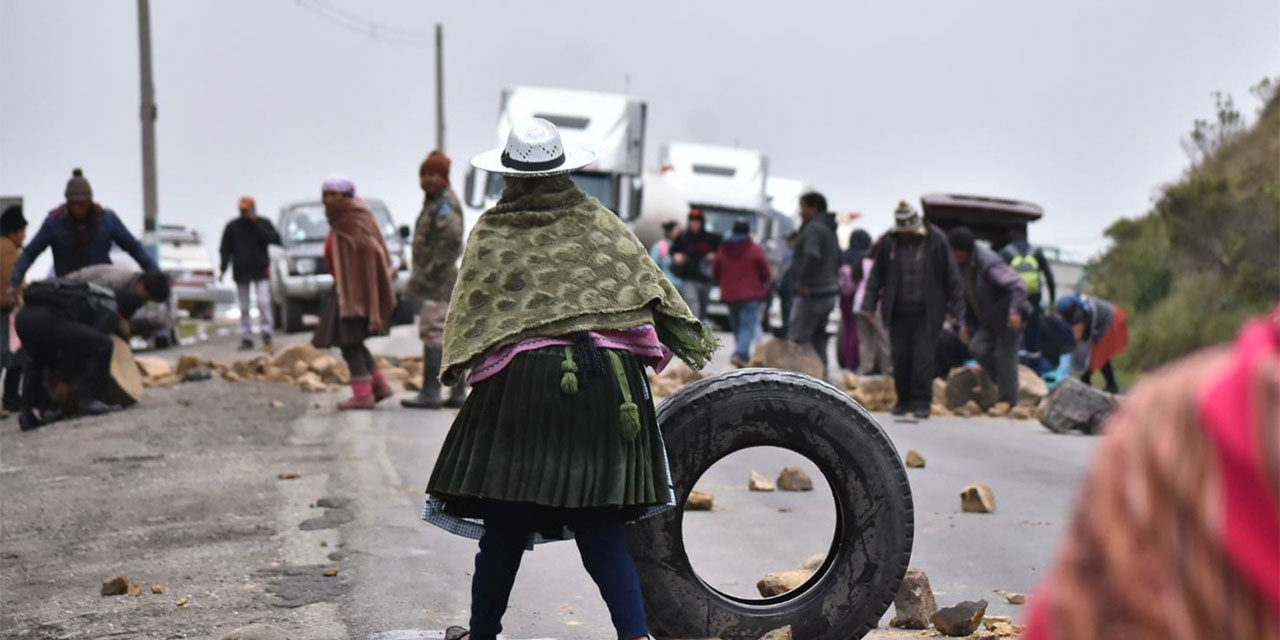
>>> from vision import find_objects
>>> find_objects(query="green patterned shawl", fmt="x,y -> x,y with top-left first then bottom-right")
440,175 -> 718,384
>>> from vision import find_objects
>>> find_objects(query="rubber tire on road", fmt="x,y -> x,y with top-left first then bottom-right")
627,368 -> 914,640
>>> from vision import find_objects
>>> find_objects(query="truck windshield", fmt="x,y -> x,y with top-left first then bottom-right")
485,171 -> 619,212
695,206 -> 759,236
283,203 -> 397,245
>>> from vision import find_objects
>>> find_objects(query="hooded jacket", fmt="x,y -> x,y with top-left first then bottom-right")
9,204 -> 158,287
713,234 -> 771,303
791,211 -> 840,295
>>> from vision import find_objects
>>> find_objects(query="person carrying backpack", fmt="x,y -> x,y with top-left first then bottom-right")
1000,228 -> 1056,371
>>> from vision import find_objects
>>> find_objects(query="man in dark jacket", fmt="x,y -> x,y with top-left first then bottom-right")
670,208 -> 722,321
788,192 -> 841,376
7,169 -> 159,300
220,196 -> 282,350
714,220 -> 771,367
949,226 -> 1029,406
861,201 -> 965,418
999,228 -> 1056,371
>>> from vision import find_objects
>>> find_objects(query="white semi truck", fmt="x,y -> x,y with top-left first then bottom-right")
463,86 -> 654,242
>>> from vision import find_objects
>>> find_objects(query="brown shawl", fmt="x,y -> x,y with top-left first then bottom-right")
325,197 -> 396,334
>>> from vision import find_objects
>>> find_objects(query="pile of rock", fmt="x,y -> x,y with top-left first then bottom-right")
890,567 -> 1026,638
749,338 -> 824,379
132,344 -> 427,395
936,364 -> 1047,419
647,360 -> 711,399
844,372 -> 897,412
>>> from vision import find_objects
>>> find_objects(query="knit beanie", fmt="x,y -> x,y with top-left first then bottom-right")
893,200 -> 923,234
65,168 -> 93,202
1,204 -> 27,236
420,150 -> 451,182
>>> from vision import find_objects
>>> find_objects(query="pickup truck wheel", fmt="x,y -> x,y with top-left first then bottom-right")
626,369 -> 914,640
280,298 -> 306,334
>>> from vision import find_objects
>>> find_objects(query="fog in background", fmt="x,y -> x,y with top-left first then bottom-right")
2,0 -> 1277,277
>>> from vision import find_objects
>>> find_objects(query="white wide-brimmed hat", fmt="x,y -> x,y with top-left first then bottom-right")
471,118 -> 595,177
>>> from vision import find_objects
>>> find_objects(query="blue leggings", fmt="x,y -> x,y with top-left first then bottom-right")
470,505 -> 649,640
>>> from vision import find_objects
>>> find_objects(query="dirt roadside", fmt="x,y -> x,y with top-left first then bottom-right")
0,378 -> 351,639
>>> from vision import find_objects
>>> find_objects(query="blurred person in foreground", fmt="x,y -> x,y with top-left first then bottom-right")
714,219 -> 771,367
949,225 -> 1029,407
1055,293 -> 1128,393
422,118 -> 716,640
219,195 -> 282,350
7,168 -> 158,300
2,204 -> 29,412
311,175 -> 397,411
788,191 -> 841,376
861,201 -> 964,418
402,150 -> 467,410
1024,307 -> 1279,640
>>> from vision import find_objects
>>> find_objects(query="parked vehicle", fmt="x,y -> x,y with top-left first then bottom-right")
660,142 -> 770,321
269,198 -> 414,333
464,86 -> 652,243
156,224 -> 220,320
920,192 -> 1085,293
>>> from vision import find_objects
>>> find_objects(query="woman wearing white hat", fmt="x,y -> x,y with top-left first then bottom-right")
420,119 -> 718,639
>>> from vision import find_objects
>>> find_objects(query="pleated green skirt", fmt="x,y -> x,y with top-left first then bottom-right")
426,346 -> 673,533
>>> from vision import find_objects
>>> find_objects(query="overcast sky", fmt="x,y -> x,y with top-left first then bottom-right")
2,0 -> 1277,270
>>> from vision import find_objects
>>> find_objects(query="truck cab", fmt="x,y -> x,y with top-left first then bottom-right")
464,86 -> 649,241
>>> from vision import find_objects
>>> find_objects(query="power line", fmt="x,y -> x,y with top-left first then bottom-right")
290,0 -> 432,47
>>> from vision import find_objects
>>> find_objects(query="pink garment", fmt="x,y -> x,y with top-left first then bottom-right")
468,324 -> 671,385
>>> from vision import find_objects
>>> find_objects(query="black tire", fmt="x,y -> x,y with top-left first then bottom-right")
281,297 -> 305,334
627,369 -> 914,640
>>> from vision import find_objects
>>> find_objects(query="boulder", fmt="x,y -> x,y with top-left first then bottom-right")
685,491 -> 714,511
987,401 -> 1011,417
270,344 -> 324,371
325,361 -> 351,385
931,402 -> 953,417
776,466 -> 813,491
147,374 -> 183,387
176,354 -> 204,375
848,374 -> 897,412
292,360 -> 310,378
183,366 -> 213,382
749,470 -> 776,492
931,599 -> 988,637
749,338 -> 823,379
1016,365 -> 1049,407
106,336 -> 145,406
1009,405 -> 1034,420
101,575 -> 129,596
1039,378 -> 1117,435
889,567 -> 938,629
955,400 -> 983,418
800,554 -> 825,571
262,365 -> 289,383
404,376 -> 424,392
993,589 -> 1026,605
945,365 -> 998,411
134,356 -> 173,379
961,482 -> 997,513
223,370 -> 242,383
297,372 -> 326,393
219,623 -> 292,640
932,377 -> 948,404
758,626 -> 792,640
843,371 -> 860,390
310,355 -> 336,375
905,450 -> 926,468
756,570 -> 812,597
381,367 -> 410,382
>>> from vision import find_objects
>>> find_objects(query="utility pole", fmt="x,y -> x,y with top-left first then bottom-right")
434,23 -> 444,152
137,0 -> 159,254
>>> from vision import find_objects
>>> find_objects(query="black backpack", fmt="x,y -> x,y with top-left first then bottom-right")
23,278 -> 120,333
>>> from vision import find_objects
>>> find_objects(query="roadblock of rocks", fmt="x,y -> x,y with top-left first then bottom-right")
133,344 -> 427,394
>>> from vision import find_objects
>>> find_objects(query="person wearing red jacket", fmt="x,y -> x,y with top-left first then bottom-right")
714,220 -> 772,367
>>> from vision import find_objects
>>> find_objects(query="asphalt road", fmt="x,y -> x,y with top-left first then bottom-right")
318,327 -> 1101,638
3,326 -> 1101,639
